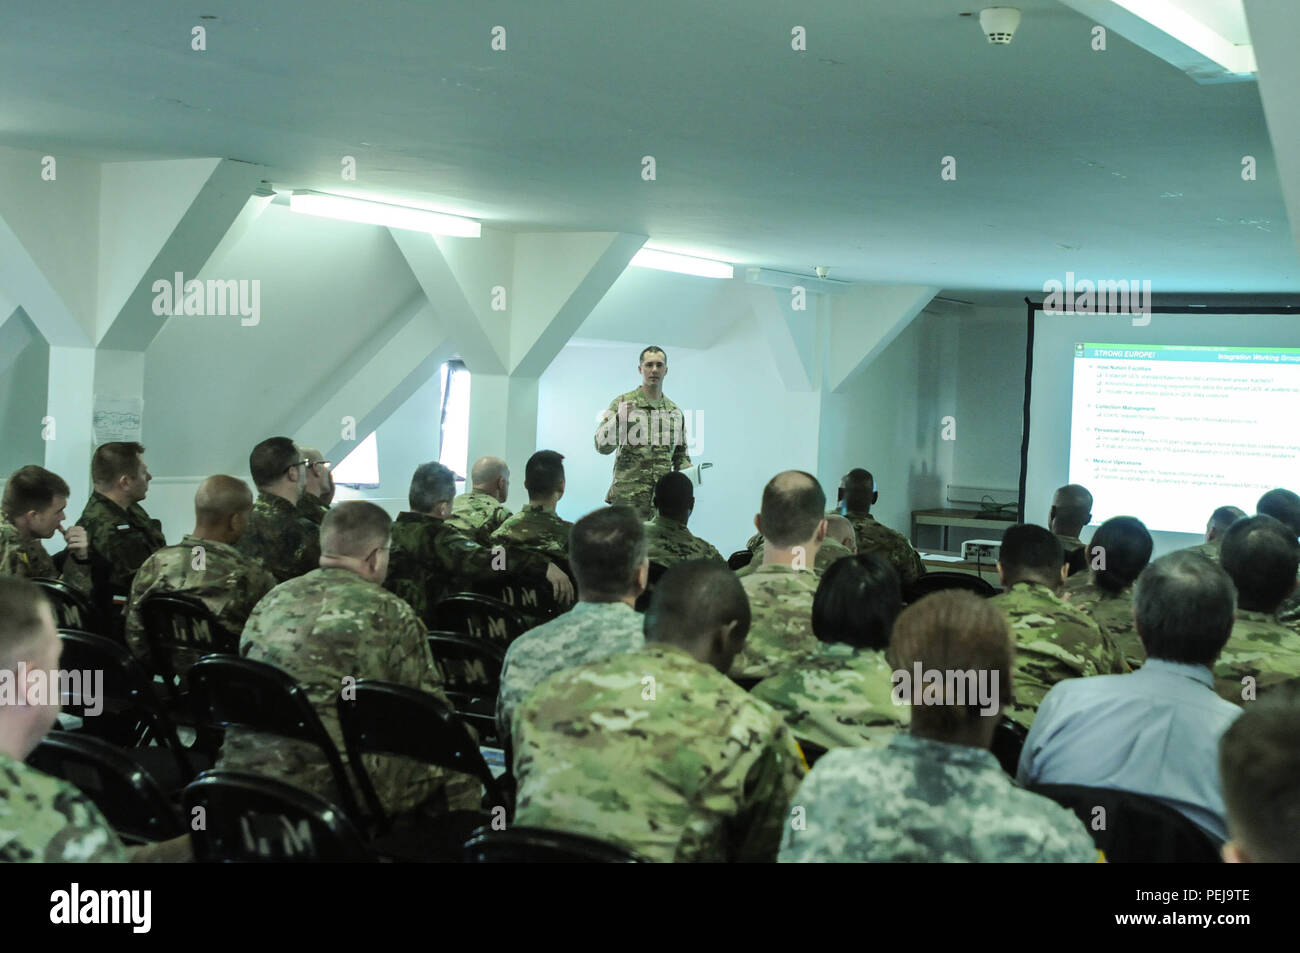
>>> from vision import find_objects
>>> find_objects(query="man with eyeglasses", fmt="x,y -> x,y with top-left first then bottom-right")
236,436 -> 322,583
295,446 -> 334,526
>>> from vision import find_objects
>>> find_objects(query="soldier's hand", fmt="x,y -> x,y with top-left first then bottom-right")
60,524 -> 89,559
546,563 -> 575,605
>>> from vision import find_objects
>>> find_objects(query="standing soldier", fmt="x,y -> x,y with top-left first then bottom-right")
595,346 -> 691,521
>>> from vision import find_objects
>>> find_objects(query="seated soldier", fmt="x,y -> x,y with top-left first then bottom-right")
447,456 -> 512,543
385,462 -> 572,626
1213,515 -> 1300,703
0,466 -> 92,592
642,471 -> 723,567
235,437 -> 321,583
489,450 -> 572,560
1257,488 -> 1300,632
780,591 -> 1097,862
989,524 -> 1127,729
1064,516 -> 1152,669
218,501 -> 481,820
497,506 -> 648,739
830,468 -> 924,587
729,471 -> 825,681
295,446 -> 333,526
741,513 -> 853,578
1048,483 -> 1092,577
125,475 -> 277,675
1180,505 -> 1245,564
752,552 -> 907,752
1219,686 -> 1300,863
512,560 -> 806,862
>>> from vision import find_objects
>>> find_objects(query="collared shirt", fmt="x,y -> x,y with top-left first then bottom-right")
1017,658 -> 1243,843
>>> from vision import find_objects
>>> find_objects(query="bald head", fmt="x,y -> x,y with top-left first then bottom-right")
1049,484 -> 1093,536
470,456 -> 510,502
839,468 -> 877,513
759,471 -> 827,550
825,514 -> 857,552
193,475 -> 255,545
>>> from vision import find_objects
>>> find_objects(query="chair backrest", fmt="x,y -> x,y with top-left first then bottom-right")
185,655 -> 363,823
990,716 -> 1028,777
138,591 -> 237,687
468,571 -> 565,624
1029,783 -> 1222,863
904,571 -> 997,602
634,561 -> 672,613
337,678 -> 503,827
425,633 -> 505,697
30,577 -> 103,636
462,825 -> 649,863
727,550 -> 754,571
27,730 -> 183,843
183,770 -> 373,862
432,593 -> 530,650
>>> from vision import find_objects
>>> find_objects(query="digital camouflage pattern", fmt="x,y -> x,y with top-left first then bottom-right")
295,491 -> 329,526
594,387 -> 691,520
489,504 -> 572,560
737,538 -> 852,578
989,581 -> 1128,729
751,643 -> 909,751
447,490 -> 512,543
235,492 -> 321,584
643,514 -> 723,567
217,567 -> 481,816
1063,576 -> 1144,670
512,642 -> 806,862
840,512 -> 925,587
729,565 -> 821,680
0,519 -> 92,593
497,600 -> 645,740
0,752 -> 127,862
778,734 -> 1099,862
385,511 -> 551,625
1213,608 -> 1300,705
124,535 -> 277,673
76,491 -> 166,594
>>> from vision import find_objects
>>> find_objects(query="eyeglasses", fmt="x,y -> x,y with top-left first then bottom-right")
285,459 -> 312,475
312,461 -> 332,472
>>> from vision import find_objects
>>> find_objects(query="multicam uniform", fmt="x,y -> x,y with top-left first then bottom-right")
594,387 -> 691,521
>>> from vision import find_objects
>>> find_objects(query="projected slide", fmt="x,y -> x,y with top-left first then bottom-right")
1069,343 -> 1300,534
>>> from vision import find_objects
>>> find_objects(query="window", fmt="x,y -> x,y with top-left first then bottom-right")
438,359 -> 471,492
332,431 -> 380,488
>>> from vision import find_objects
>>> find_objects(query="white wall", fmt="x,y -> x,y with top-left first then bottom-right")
0,310 -> 50,479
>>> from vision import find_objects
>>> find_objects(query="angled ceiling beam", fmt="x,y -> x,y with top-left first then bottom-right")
826,284 -> 937,393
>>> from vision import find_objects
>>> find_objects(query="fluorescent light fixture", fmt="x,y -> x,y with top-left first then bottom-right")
289,191 -> 481,237
630,247 -> 734,279
745,267 -> 852,295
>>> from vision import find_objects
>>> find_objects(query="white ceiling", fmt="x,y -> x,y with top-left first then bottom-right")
1,0 -> 1295,295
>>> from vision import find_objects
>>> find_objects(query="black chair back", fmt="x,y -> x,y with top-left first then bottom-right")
990,716 -> 1029,777
727,550 -> 754,571
27,731 -> 183,844
432,593 -> 530,650
185,655 -> 363,823
468,571 -> 565,624
462,825 -> 649,863
426,632 -> 506,747
183,770 -> 372,862
30,577 -> 103,636
1029,783 -> 1222,863
337,678 -> 505,830
904,571 -> 997,602
138,591 -> 237,693
634,561 -> 671,613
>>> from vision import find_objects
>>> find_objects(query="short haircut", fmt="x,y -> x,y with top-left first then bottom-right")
645,559 -> 750,647
470,457 -> 508,486
1086,516 -> 1153,593
812,552 -> 902,651
638,346 -> 667,365
320,500 -> 390,559
652,471 -> 694,513
524,450 -> 565,498
1052,484 -> 1093,526
760,471 -> 826,547
999,524 -> 1064,580
1133,551 -> 1235,666
409,462 -> 457,512
1209,505 -> 1245,535
2,466 -> 70,520
91,441 -> 145,486
569,506 -> 647,599
194,476 -> 254,523
841,468 -> 874,492
825,514 -> 856,549
0,576 -> 51,672
1219,686 -> 1300,863
1257,489 -> 1300,538
889,591 -> 1013,734
249,437 -> 300,489
1220,515 -> 1300,613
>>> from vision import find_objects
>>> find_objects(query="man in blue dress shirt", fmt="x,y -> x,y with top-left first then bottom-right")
1017,551 -> 1243,843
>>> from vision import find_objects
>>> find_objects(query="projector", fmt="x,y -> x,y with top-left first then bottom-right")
962,539 -> 1002,562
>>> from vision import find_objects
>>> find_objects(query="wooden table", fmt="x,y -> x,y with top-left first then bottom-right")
912,507 -> 1016,550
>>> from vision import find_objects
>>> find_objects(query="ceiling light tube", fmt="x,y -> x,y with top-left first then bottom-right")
289,190 -> 481,236
630,248 -> 734,279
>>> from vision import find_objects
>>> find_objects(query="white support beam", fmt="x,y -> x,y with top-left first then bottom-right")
747,285 -> 817,391
826,284 -> 937,393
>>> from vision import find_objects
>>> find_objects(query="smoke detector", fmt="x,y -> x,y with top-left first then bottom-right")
979,7 -> 1021,45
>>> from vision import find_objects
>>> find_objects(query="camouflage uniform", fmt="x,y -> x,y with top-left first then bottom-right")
488,504 -> 572,560
76,491 -> 166,595
746,532 -> 764,556
0,752 -> 127,862
447,490 -> 512,544
124,535 -> 277,673
737,539 -> 851,578
778,735 -> 1098,862
1274,584 -> 1300,633
1063,576 -> 1144,670
751,643 -> 909,751
989,581 -> 1128,729
497,600 -> 645,740
839,511 -> 925,587
385,512 -> 551,626
1055,532 -> 1087,577
594,387 -> 691,520
235,492 -> 321,584
296,491 -> 329,526
729,565 -> 821,680
1180,539 -> 1222,564
643,515 -> 723,567
513,642 -> 807,862
0,519 -> 92,593
1213,609 -> 1300,705
217,567 -> 480,816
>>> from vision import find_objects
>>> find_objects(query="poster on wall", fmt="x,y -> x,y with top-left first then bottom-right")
92,395 -> 143,445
